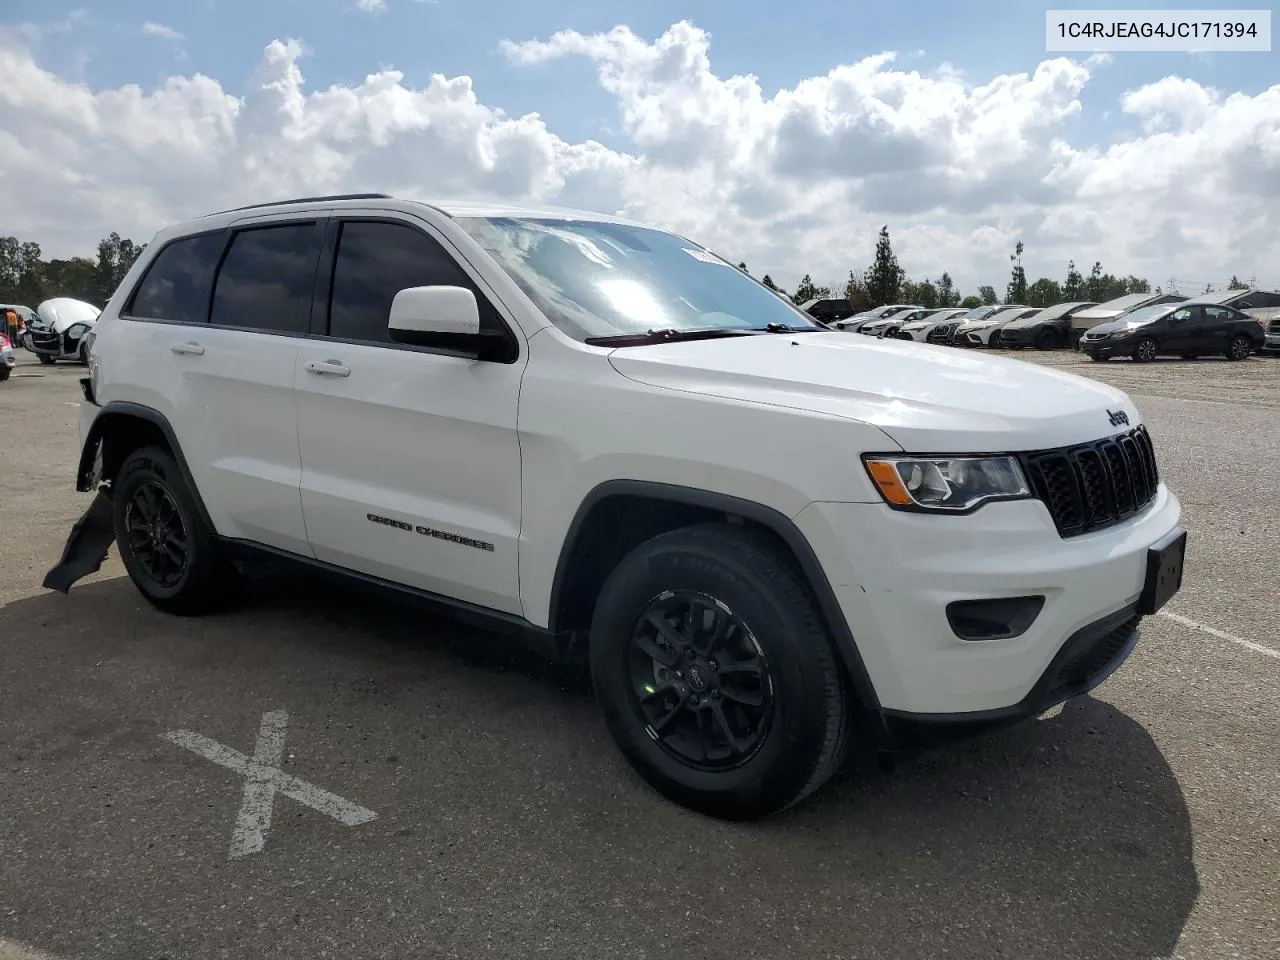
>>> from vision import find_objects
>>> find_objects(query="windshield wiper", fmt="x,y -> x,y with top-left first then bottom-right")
584,327 -> 759,347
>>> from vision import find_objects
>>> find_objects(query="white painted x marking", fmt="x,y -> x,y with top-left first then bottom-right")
163,710 -> 377,859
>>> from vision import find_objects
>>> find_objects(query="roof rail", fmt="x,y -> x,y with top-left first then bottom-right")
205,193 -> 394,217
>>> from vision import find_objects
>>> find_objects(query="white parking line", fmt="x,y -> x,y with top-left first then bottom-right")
164,710 -> 377,860
1158,610 -> 1280,660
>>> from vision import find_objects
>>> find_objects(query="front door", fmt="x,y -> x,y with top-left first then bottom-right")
294,215 -> 526,616
1163,306 -> 1203,353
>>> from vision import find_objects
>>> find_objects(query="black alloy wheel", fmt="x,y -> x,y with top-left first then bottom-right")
1134,338 -> 1158,362
112,445 -> 237,614
122,480 -> 189,588
1227,335 -> 1252,361
627,590 -> 774,771
1035,327 -> 1062,350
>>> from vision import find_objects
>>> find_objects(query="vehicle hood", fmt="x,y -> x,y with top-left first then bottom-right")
900,320 -> 933,331
1085,318 -> 1152,337
36,298 -> 100,333
607,333 -> 1137,452
1004,314 -> 1051,329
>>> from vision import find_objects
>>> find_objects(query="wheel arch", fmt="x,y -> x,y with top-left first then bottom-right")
76,401 -> 216,533
547,479 -> 883,713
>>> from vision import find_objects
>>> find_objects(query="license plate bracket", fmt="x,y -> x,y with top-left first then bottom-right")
1139,526 -> 1187,616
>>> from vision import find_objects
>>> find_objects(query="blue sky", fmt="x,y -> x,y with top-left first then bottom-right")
4,0 -> 1277,291
10,0 -> 1273,151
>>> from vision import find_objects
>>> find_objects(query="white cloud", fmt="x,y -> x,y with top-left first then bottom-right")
0,20 -> 1277,294
141,22 -> 184,42
354,0 -> 388,11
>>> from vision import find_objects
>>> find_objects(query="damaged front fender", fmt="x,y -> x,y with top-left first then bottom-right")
42,487 -> 116,593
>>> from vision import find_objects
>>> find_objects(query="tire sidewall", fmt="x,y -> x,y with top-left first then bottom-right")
112,450 -> 203,602
1134,338 -> 1157,362
590,537 -> 833,814
1228,336 -> 1250,360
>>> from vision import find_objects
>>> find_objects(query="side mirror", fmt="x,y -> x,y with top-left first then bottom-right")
387,285 -> 509,361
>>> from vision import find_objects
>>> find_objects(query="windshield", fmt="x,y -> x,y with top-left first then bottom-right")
957,307 -> 992,321
1118,305 -> 1170,325
455,216 -> 824,341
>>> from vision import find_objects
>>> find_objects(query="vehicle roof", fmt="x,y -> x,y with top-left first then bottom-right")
1194,287 -> 1279,304
1073,292 -> 1186,317
174,193 -> 655,236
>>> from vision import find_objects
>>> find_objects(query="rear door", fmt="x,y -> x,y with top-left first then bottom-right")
293,213 -> 527,615
1201,306 -> 1236,350
119,215 -> 323,555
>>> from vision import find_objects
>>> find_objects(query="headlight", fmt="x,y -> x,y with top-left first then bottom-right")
863,455 -> 1031,512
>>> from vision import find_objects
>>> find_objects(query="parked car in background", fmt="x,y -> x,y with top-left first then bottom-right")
832,303 -> 919,332
952,305 -> 1038,347
3,303 -> 36,347
799,297 -> 857,326
1079,299 -> 1264,362
1264,316 -> 1280,354
1070,292 -> 1188,340
24,297 -> 101,364
997,301 -> 1099,350
0,329 -> 15,382
895,307 -> 971,344
855,306 -> 926,337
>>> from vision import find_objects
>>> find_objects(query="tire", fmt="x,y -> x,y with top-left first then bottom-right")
79,341 -> 90,364
589,523 -> 852,820
1035,327 -> 1062,351
0,367 -> 9,382
1089,354 -> 1109,362
1225,335 -> 1252,361
38,354 -> 55,365
1133,338 -> 1158,362
881,327 -> 899,339
111,445 -> 235,615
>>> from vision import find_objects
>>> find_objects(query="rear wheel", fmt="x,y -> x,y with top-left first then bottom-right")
1089,354 -> 1109,362
0,367 -> 10,382
38,354 -> 54,365
1226,335 -> 1252,361
1133,338 -> 1158,362
112,446 -> 236,615
589,523 -> 852,820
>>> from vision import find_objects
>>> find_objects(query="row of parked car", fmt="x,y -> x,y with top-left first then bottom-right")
800,288 -> 1280,361
0,297 -> 103,383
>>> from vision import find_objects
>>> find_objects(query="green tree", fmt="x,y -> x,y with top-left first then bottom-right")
761,274 -> 778,291
45,257 -> 99,302
1006,241 -> 1028,304
901,278 -> 938,309
1026,277 -> 1063,308
960,295 -> 983,308
1122,275 -> 1150,295
977,285 -> 998,305
1084,261 -> 1106,302
843,271 -> 872,312
863,225 -> 904,308
1228,275 -> 1249,290
937,271 -> 959,307
1063,260 -> 1084,301
792,274 -> 830,305
737,261 -> 749,272
94,232 -> 145,304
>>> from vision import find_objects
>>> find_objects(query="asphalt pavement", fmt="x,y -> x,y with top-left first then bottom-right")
1,349 -> 1277,960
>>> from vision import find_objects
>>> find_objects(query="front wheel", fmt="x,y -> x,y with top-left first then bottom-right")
1226,335 -> 1252,361
1035,327 -> 1062,351
38,354 -> 54,365
1133,338 -> 1158,362
589,524 -> 852,820
112,446 -> 237,615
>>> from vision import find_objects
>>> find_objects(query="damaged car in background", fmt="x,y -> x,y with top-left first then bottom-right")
24,297 -> 101,365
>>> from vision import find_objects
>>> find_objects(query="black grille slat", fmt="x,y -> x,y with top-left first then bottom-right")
1020,425 -> 1160,538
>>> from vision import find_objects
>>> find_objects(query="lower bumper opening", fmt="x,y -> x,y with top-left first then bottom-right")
875,603 -> 1142,753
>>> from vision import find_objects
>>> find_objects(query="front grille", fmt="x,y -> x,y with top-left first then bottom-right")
1018,425 -> 1160,537
926,325 -> 954,343
1269,318 -> 1280,335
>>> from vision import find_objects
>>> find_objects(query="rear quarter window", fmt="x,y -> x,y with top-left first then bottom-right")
126,232 -> 226,324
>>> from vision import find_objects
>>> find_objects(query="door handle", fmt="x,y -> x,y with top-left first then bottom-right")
303,359 -> 351,378
170,341 -> 205,356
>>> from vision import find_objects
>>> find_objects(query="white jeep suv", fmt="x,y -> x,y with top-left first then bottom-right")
45,194 -> 1187,820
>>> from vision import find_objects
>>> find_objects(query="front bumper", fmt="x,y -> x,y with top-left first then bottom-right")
1264,333 -> 1280,352
998,327 -> 1038,347
1079,337 -> 1134,358
793,485 -> 1182,720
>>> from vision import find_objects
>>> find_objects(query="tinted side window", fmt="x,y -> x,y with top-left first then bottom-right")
127,233 -> 225,324
328,220 -> 503,344
1204,306 -> 1232,323
209,223 -> 321,334
1253,292 -> 1280,308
